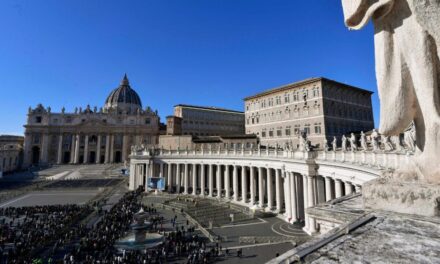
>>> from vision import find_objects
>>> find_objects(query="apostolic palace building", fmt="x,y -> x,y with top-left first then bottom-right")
23,75 -> 160,167
244,77 -> 375,148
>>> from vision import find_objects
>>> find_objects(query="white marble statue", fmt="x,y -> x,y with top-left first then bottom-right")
383,136 -> 394,151
341,135 -> 348,152
370,129 -> 379,151
299,133 -> 306,152
360,131 -> 368,151
404,123 -> 416,153
392,135 -> 402,152
332,136 -> 337,151
349,133 -> 357,151
341,0 -> 440,182
323,138 -> 330,151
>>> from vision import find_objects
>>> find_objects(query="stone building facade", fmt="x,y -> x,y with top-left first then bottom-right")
23,75 -> 160,167
168,104 -> 245,136
158,134 -> 258,150
0,135 -> 24,175
244,77 -> 374,148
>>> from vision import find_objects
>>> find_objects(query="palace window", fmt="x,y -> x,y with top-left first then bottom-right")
269,130 -> 274,137
145,118 -> 151,124
35,116 -> 42,123
314,123 -> 322,134
294,125 -> 300,135
312,87 -> 320,97
293,91 -> 299,101
285,126 -> 291,136
284,93 -> 290,103
277,129 -> 282,137
304,124 -> 311,135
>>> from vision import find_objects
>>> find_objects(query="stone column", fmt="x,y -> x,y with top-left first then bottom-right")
225,165 -> 231,199
122,135 -> 129,162
176,164 -> 181,193
307,175 -> 317,233
345,182 -> 353,195
83,134 -> 89,164
201,164 -> 206,196
41,133 -> 50,164
109,135 -> 115,163
134,164 -> 139,189
160,162 -> 164,178
233,165 -> 238,201
167,163 -> 173,191
216,164 -> 222,197
209,164 -> 214,197
267,168 -> 273,210
129,162 -> 135,190
23,133 -> 32,167
104,134 -> 110,163
302,174 -> 309,230
57,134 -> 63,164
335,179 -> 343,198
70,134 -> 76,164
74,134 -> 80,164
284,172 -> 292,220
184,163 -> 189,194
241,166 -> 247,202
258,167 -> 264,207
143,164 -> 148,191
192,164 -> 197,195
140,164 -> 145,188
250,167 -> 255,205
275,169 -> 281,212
325,177 -> 333,202
290,173 -> 298,221
96,134 -> 102,164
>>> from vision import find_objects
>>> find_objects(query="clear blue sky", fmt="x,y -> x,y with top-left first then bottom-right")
0,0 -> 377,135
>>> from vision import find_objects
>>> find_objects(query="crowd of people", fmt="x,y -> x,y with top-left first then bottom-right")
63,188 -> 144,263
0,204 -> 92,263
1,186 -> 232,263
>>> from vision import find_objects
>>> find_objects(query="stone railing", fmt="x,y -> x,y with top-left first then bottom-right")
131,147 -> 317,161
316,150 -> 411,171
131,147 -> 411,172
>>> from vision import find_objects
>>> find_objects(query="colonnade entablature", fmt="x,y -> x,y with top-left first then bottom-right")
129,147 -> 410,234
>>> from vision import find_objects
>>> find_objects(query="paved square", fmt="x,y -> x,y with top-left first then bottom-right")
0,190 -> 99,207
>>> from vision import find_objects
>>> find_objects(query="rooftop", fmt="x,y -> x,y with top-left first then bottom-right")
270,195 -> 440,264
243,77 -> 374,101
174,104 -> 244,114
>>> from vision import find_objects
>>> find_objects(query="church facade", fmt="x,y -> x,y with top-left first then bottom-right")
23,75 -> 160,167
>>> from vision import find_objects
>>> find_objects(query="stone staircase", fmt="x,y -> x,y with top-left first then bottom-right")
238,236 -> 297,245
35,165 -> 81,177
34,164 -> 124,180
165,196 -> 254,228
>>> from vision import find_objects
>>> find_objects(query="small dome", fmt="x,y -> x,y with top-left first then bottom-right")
104,74 -> 142,113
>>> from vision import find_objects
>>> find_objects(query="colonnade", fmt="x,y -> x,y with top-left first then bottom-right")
52,133 -> 132,165
129,159 -> 361,234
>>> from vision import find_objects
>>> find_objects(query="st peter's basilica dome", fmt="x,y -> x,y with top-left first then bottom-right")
104,74 -> 142,113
